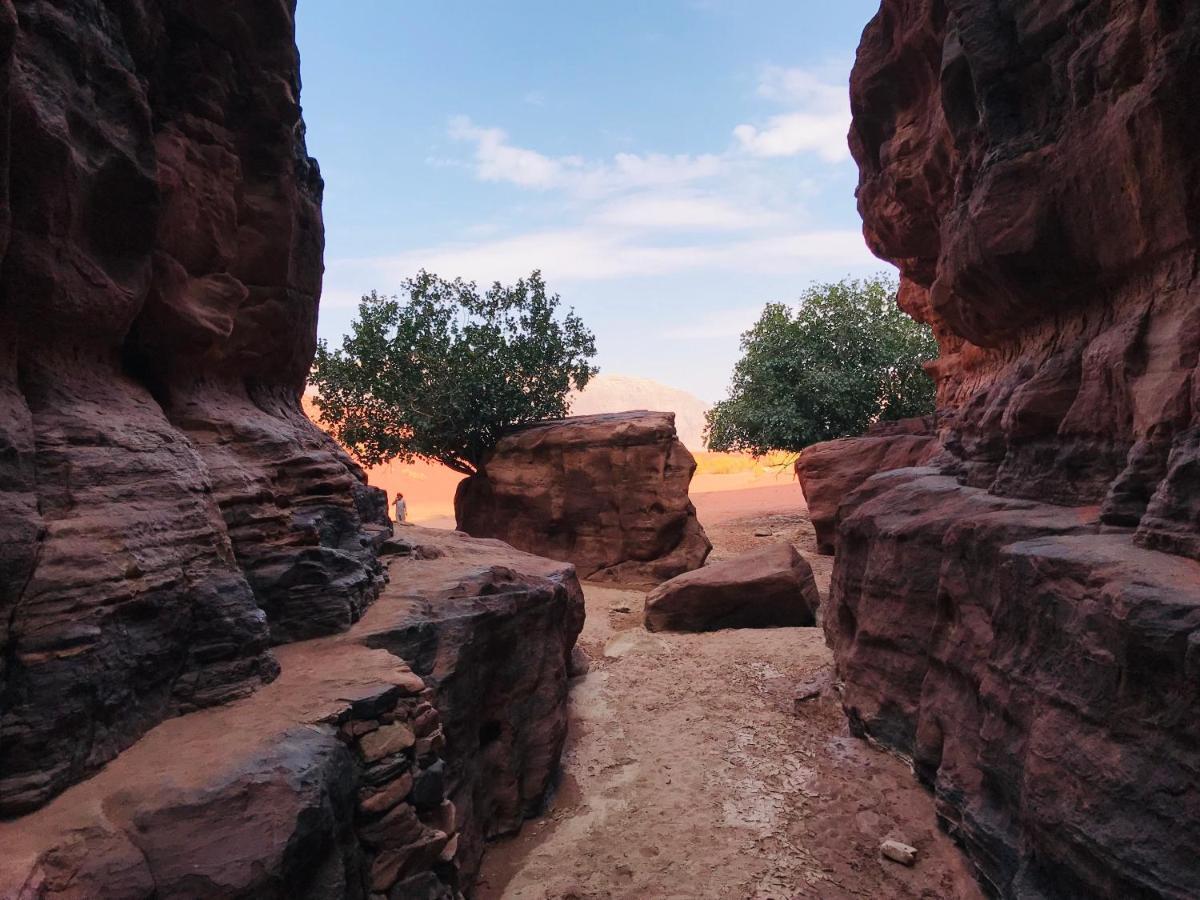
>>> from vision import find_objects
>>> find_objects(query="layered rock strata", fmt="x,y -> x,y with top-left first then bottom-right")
0,526 -> 584,897
829,2 -> 1200,897
456,411 -> 712,584
0,0 -> 388,815
644,542 -> 820,632
794,416 -> 939,554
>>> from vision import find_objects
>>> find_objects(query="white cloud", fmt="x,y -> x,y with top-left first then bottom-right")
663,306 -> 765,340
447,116 -> 574,189
733,113 -> 850,161
755,64 -> 848,107
448,115 -> 721,197
733,65 -> 850,162
330,227 -> 873,287
591,195 -> 771,230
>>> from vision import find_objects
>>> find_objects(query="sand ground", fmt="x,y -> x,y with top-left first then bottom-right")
470,477 -> 983,900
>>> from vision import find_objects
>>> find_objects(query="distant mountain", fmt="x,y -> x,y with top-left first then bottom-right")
570,374 -> 710,450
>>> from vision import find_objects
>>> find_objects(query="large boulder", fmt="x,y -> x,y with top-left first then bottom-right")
830,2 -> 1200,896
0,526 -> 584,897
794,417 -> 939,554
644,543 -> 819,632
456,411 -> 712,583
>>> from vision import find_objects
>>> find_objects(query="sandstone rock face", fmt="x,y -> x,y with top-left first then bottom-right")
0,526 -> 584,897
832,3 -> 1200,897
851,0 -> 1200,528
0,1 -> 387,815
794,417 -> 938,554
644,542 -> 820,632
456,411 -> 712,584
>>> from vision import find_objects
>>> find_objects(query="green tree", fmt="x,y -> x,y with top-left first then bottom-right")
311,270 -> 597,475
705,275 -> 937,455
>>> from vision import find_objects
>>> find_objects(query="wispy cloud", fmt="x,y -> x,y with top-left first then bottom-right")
733,65 -> 850,162
591,194 -> 773,231
331,227 -> 873,286
346,63 -> 866,296
663,305 -> 766,340
448,115 -> 722,197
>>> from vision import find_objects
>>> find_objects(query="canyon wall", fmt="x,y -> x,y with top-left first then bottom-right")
0,0 -> 388,816
794,416 -> 938,554
828,2 -> 1200,897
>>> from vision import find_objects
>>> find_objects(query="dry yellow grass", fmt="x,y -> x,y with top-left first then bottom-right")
692,450 -> 797,476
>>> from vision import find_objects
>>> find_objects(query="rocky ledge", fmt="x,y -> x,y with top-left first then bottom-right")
0,527 -> 584,899
828,469 -> 1199,898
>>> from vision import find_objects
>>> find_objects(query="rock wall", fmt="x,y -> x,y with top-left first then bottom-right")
794,416 -> 938,554
0,526 -> 585,897
0,0 -> 388,816
456,411 -> 712,584
829,2 -> 1200,897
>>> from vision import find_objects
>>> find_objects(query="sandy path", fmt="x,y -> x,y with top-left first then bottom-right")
474,487 -> 982,900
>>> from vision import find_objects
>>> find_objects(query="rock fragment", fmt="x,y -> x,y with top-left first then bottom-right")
880,840 -> 918,866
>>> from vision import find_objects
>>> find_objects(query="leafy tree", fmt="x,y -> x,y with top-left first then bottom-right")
705,275 -> 937,455
311,270 -> 597,475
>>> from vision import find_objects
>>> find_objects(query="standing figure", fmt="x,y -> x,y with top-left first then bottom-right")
393,491 -> 408,524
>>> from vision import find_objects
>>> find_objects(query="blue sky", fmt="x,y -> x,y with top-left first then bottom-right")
296,1 -> 889,402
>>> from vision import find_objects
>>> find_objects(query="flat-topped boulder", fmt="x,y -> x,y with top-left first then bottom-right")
456,411 -> 712,584
0,527 -> 583,898
643,543 -> 820,632
794,417 -> 939,554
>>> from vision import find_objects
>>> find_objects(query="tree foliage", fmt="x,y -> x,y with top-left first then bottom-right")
705,275 -> 937,455
311,270 -> 597,475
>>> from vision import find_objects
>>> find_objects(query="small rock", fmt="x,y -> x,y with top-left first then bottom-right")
880,839 -> 918,866
569,646 -> 591,677
792,671 -> 831,709
412,707 -> 439,738
362,754 -> 411,786
754,528 -> 774,537
410,759 -> 447,810
359,722 -> 416,763
359,772 -> 415,816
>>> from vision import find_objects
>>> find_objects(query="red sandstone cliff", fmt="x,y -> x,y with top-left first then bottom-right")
0,0 -> 388,816
828,3 -> 1200,897
0,5 -> 584,895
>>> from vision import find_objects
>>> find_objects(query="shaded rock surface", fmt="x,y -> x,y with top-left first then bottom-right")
456,411 -> 712,584
0,526 -> 583,898
644,542 -> 820,633
831,3 -> 1200,896
794,417 -> 939,554
0,0 -> 388,815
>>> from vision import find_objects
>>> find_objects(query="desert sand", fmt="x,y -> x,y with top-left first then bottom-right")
468,473 -> 981,900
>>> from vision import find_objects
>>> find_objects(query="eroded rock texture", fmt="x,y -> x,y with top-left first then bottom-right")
830,3 -> 1200,897
794,416 -> 938,554
0,526 -> 584,897
0,0 -> 387,816
456,411 -> 712,584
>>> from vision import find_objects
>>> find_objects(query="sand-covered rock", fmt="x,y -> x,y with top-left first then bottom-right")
456,411 -> 712,584
644,543 -> 819,632
832,2 -> 1200,896
0,526 -> 584,897
795,417 -> 939,554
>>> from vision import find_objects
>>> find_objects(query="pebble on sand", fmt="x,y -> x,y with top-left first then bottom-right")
881,840 -> 918,866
